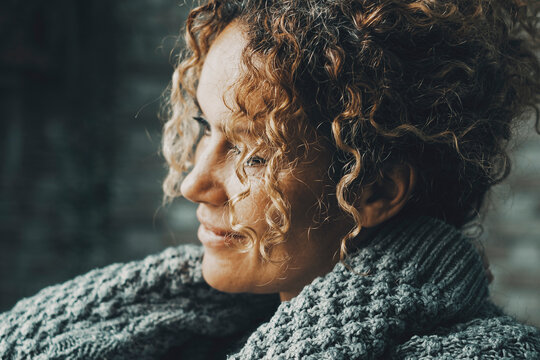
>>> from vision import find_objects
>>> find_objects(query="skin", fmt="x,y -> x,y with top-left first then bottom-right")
180,22 -> 415,301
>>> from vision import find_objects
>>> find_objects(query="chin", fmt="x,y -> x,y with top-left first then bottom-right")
201,250 -> 282,295
201,251 -> 246,293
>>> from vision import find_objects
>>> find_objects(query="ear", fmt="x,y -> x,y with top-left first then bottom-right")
355,163 -> 416,228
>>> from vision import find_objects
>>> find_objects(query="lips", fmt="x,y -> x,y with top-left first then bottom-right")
197,222 -> 244,249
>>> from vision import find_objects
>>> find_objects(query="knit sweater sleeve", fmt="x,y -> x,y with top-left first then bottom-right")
0,244 -> 276,360
391,312 -> 540,359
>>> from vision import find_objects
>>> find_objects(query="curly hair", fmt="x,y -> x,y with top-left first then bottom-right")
162,0 -> 540,260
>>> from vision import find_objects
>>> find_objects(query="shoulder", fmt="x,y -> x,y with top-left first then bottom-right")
392,312 -> 540,359
2,243 -> 205,324
0,244 -> 205,359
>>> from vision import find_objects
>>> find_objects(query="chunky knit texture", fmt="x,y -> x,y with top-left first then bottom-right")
1,216 -> 539,359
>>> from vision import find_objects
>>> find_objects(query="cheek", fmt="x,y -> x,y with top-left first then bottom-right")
285,177 -> 328,227
230,179 -> 270,230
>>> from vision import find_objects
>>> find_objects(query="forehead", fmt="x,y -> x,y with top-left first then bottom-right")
196,22 -> 248,123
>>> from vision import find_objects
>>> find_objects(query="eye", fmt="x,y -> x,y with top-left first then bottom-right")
232,145 -> 267,168
245,156 -> 266,167
193,116 -> 211,137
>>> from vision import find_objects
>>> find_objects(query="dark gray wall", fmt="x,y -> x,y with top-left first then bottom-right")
0,0 -> 538,327
0,0 -> 199,309
483,122 -> 540,327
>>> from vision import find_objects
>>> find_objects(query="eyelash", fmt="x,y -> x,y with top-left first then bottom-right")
193,116 -> 211,137
192,116 -> 267,167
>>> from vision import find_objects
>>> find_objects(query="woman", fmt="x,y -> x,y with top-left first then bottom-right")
1,0 -> 539,358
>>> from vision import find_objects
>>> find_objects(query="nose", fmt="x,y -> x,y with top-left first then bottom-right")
180,144 -> 229,206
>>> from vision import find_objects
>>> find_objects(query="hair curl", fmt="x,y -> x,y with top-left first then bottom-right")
163,0 -> 540,260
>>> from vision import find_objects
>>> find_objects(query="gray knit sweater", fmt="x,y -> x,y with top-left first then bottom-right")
1,216 -> 539,359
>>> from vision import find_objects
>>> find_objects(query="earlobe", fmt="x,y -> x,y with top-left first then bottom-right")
356,163 -> 416,228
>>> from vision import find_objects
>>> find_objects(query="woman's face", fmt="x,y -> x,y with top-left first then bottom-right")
180,23 -> 349,301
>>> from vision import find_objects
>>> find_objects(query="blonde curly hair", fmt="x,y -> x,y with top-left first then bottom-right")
162,0 -> 540,261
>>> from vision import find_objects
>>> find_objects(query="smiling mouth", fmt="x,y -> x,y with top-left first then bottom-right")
197,223 -> 245,249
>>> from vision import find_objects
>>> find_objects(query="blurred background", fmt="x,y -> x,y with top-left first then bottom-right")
0,0 -> 539,327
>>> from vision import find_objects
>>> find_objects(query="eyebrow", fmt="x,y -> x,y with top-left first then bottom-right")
194,97 -> 253,135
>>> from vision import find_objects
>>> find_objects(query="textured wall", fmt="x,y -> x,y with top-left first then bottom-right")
1,1 -> 539,328
483,120 -> 540,327
0,0 -> 198,308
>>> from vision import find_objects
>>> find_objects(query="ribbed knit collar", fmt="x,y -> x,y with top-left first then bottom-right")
229,215 -> 490,358
354,215 -> 490,323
